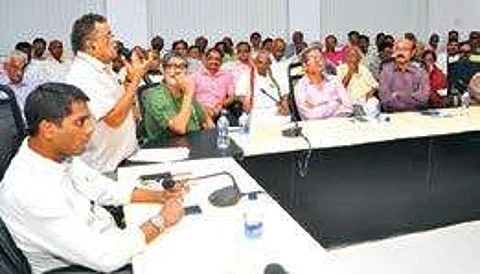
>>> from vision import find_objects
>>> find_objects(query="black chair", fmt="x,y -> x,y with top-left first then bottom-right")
447,56 -> 480,94
287,62 -> 305,122
0,216 -> 31,274
0,85 -> 26,181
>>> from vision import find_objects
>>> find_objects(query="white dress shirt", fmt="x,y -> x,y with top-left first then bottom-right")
270,56 -> 290,94
66,52 -> 138,172
236,70 -> 288,119
43,57 -> 72,82
0,140 -> 145,274
24,58 -> 49,85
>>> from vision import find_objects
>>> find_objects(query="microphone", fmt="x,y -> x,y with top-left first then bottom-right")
259,88 -> 280,104
264,263 -> 287,274
190,172 -> 241,207
139,171 -> 242,207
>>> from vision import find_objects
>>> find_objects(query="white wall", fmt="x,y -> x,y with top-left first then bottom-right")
0,0 -> 478,56
106,0 -> 149,48
0,0 -> 105,57
427,0 -> 480,41
147,0 -> 289,49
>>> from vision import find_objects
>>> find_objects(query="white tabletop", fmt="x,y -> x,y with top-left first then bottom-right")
231,107 -> 480,157
330,221 -> 480,274
118,158 -> 342,274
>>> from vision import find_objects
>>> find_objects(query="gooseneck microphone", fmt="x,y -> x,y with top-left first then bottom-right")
259,88 -> 280,104
139,171 -> 243,207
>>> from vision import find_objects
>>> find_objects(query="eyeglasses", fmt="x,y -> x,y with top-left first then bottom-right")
164,63 -> 187,70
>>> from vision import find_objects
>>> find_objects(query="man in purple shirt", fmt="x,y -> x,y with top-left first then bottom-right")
378,38 -> 430,112
192,48 -> 235,119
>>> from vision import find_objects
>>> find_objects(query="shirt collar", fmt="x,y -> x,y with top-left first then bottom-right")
393,62 -> 415,73
21,138 -> 71,174
76,51 -> 111,73
200,66 -> 225,77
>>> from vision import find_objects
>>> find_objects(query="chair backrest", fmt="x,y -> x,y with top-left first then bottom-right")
0,85 -> 26,181
287,62 -> 305,122
447,57 -> 480,93
0,216 -> 31,274
136,82 -> 162,144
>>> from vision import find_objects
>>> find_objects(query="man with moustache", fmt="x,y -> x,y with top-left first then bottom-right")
0,83 -> 185,273
378,38 -> 430,112
66,14 -> 150,173
192,48 -> 235,119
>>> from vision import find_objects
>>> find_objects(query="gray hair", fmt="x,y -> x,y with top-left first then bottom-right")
299,45 -> 323,64
5,50 -> 28,64
161,51 -> 188,68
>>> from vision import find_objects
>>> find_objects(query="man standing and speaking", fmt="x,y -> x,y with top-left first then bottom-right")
66,13 -> 150,173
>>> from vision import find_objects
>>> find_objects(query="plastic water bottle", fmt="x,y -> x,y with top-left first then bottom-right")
243,200 -> 263,239
216,110 -> 230,149
238,112 -> 250,134
461,91 -> 471,116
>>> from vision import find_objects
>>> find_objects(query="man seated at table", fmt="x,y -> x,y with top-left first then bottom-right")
192,48 -> 235,119
235,50 -> 289,118
378,38 -> 430,112
0,83 -> 185,274
143,52 -> 214,142
337,46 -> 379,105
294,45 -> 353,120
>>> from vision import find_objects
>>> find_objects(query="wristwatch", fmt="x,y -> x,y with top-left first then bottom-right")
149,215 -> 165,232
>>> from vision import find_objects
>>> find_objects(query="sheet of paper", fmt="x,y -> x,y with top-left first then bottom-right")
128,147 -> 190,163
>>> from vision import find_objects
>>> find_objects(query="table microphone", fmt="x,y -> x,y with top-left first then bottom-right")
140,171 -> 242,207
264,263 -> 287,274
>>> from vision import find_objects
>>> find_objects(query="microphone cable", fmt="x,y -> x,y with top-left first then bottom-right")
296,131 -> 312,177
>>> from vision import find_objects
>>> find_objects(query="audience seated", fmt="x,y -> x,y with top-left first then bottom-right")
285,31 -> 304,59
194,36 -> 208,55
44,40 -> 71,82
323,35 -> 344,67
143,52 -> 214,142
368,41 -> 394,79
14,41 -> 32,63
192,48 -> 235,119
0,50 -> 39,113
294,45 -> 352,120
270,38 -> 290,95
337,46 -> 379,106
236,50 -> 289,118
249,32 -> 262,55
0,83 -> 185,273
24,37 -> 49,84
223,41 -> 253,87
378,38 -> 430,112
5,23 -> 480,129
150,35 -> 164,55
422,49 -> 447,108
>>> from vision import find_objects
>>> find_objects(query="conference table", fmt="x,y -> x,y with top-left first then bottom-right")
229,106 -> 480,247
118,158 -> 342,274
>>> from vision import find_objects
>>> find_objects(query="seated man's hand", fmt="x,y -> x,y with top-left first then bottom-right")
276,96 -> 290,116
160,199 -> 184,228
163,180 -> 189,201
